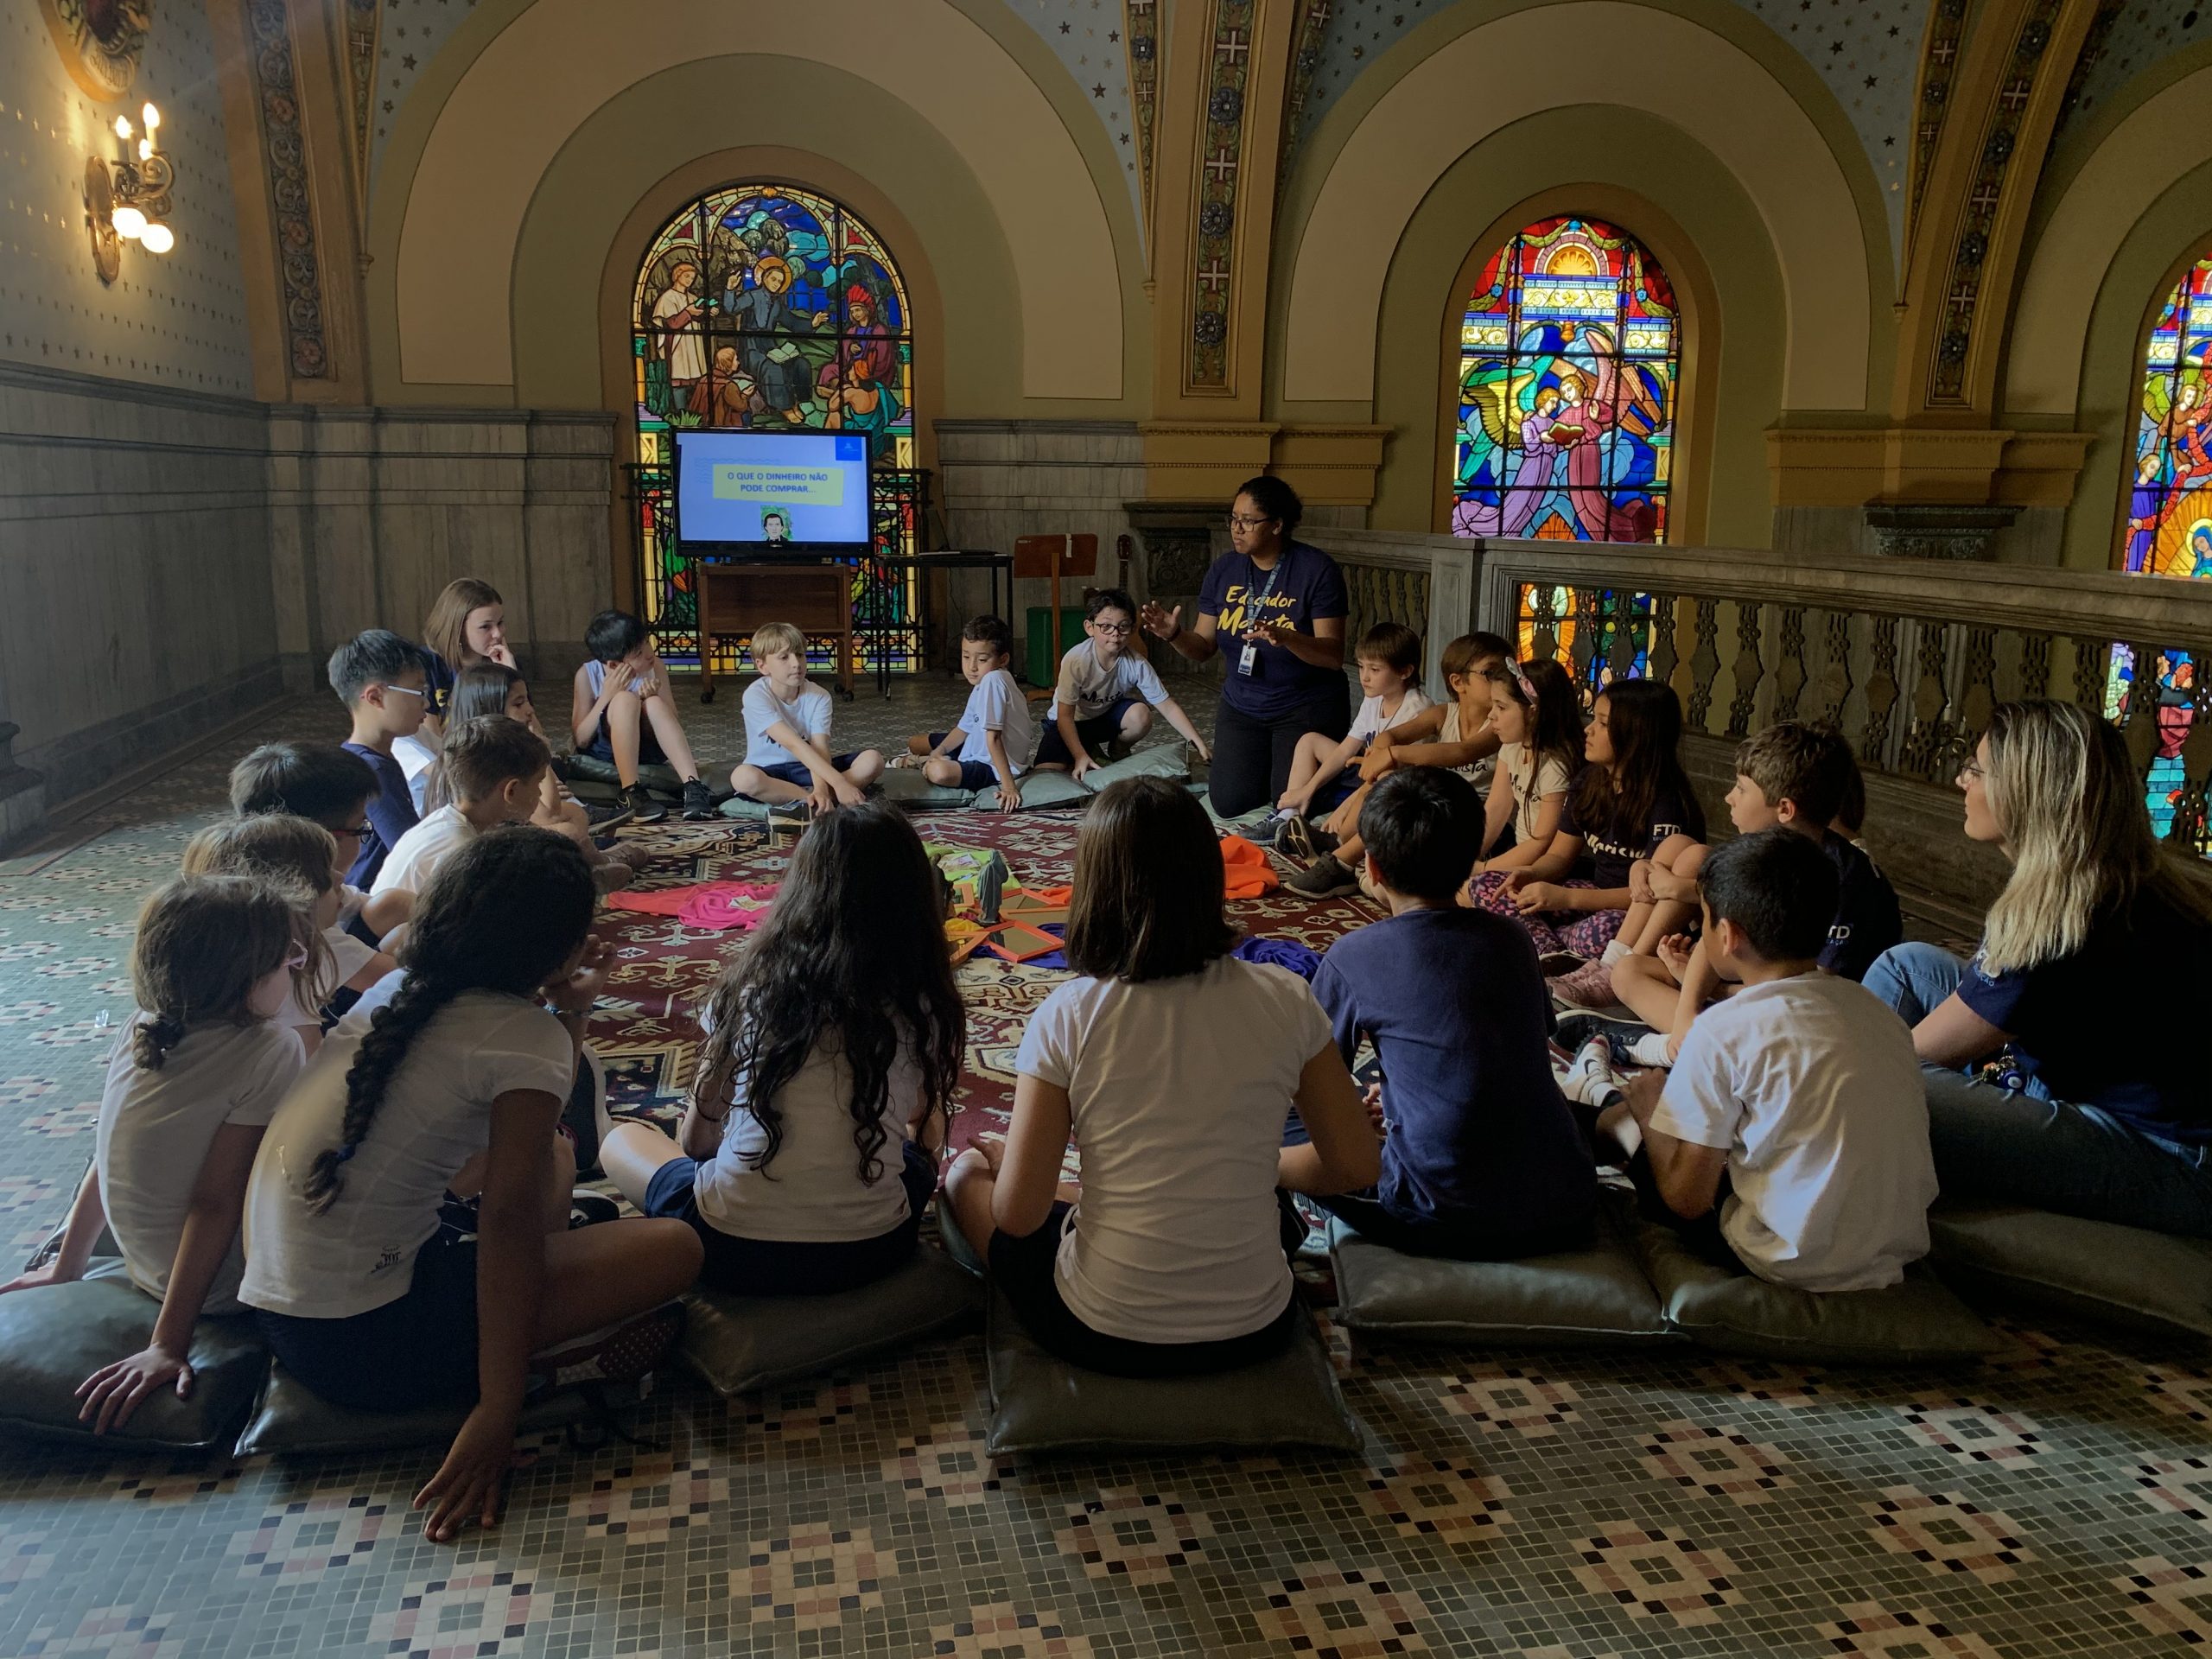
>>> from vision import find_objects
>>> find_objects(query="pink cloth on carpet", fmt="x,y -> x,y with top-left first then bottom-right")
606,881 -> 779,931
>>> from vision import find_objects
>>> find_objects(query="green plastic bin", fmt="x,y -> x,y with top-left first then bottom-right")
1025,606 -> 1088,688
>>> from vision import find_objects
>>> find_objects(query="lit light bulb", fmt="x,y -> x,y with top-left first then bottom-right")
139,222 -> 175,254
141,102 -> 160,131
114,115 -> 133,140
111,205 -> 147,239
137,137 -> 152,161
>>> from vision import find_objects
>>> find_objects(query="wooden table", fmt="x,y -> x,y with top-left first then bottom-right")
692,556 -> 855,702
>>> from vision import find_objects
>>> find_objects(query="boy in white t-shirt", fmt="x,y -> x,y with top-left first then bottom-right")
1033,588 -> 1211,780
1266,621 -> 1427,836
899,614 -> 1038,810
728,621 -> 887,812
1570,828 -> 1936,1293
372,716 -> 551,898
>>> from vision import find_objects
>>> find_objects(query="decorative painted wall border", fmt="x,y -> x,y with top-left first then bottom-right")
343,0 -> 378,224
245,0 -> 330,379
1123,0 -> 1160,232
1276,0 -> 1332,194
2052,0 -> 2123,131
1926,0 -> 2068,404
1187,0 -> 1255,391
1908,0 -> 1968,239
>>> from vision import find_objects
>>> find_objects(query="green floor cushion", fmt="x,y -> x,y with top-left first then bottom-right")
0,1268 -> 270,1451
560,754 -> 688,795
678,1247 -> 983,1397
1328,1188 -> 1681,1349
1629,1215 -> 1999,1366
717,770 -> 976,818
1926,1203 -> 2212,1338
982,1287 -> 1362,1457
234,1365 -> 647,1457
978,743 -> 1192,811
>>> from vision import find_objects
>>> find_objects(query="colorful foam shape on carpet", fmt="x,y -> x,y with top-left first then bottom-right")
0,1268 -> 271,1451
982,1288 -> 1362,1456
1327,1186 -> 1681,1349
678,1246 -> 983,1397
1927,1202 -> 2212,1338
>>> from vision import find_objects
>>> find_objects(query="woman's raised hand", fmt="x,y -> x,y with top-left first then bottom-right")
1139,601 -> 1181,640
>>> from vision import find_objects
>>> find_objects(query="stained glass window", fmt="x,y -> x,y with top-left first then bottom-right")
1452,216 -> 1678,543
627,184 -> 921,671
2120,250 -> 2212,579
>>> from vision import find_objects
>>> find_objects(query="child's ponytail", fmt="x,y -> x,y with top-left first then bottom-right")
305,825 -> 595,1212
127,875 -> 301,1070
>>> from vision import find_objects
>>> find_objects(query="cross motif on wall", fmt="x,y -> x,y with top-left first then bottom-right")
1205,148 -> 1238,182
1999,78 -> 2031,111
1217,28 -> 1249,63
1948,279 -> 1980,311
1969,181 -> 2001,214
1199,259 -> 1230,292
1930,39 -> 1956,66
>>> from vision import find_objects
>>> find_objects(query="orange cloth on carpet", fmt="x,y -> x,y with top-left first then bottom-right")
1217,836 -> 1281,899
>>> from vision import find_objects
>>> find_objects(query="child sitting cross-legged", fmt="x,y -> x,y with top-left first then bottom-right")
1283,631 -> 1506,899
944,777 -> 1378,1377
601,804 -> 963,1293
0,876 -> 310,1433
240,829 -> 703,1545
569,609 -> 715,824
450,664 -> 643,893
372,715 -> 551,899
1566,829 -> 1936,1291
1307,767 -> 1597,1258
1597,723 -> 1903,1062
1262,621 -> 1428,844
898,614 -> 1037,811
181,817 -> 354,1056
728,622 -> 887,816
1468,677 -> 1705,973
1034,588 -> 1211,779
329,630 -> 429,889
1469,658 -> 1582,880
229,741 -> 417,949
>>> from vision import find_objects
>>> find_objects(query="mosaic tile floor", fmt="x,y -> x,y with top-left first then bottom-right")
2,678 -> 2209,1658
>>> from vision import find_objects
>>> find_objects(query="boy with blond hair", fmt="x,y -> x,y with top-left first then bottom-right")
728,622 -> 886,814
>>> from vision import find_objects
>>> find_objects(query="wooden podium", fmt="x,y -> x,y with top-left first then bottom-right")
691,556 -> 855,701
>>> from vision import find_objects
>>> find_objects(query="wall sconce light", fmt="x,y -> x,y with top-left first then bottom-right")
84,101 -> 176,283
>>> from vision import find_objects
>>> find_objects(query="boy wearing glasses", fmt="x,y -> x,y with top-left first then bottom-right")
1035,588 -> 1211,779
229,740 -> 416,960
329,630 -> 429,889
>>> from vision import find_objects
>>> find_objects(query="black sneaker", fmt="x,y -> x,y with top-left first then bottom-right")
530,1301 -> 686,1392
568,1192 -> 620,1230
584,800 -> 636,832
1286,854 -> 1360,899
681,778 -> 715,821
1554,1012 -> 1654,1068
623,783 -> 668,823
1276,813 -> 1316,862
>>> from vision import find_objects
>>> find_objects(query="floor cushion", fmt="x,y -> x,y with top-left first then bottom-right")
233,1366 -> 648,1457
561,754 -> 689,796
978,743 -> 1192,810
0,1267 -> 270,1451
717,772 -> 976,818
982,1287 -> 1362,1456
1327,1187 -> 1681,1349
1927,1203 -> 2212,1338
1629,1214 -> 1999,1365
678,1247 -> 983,1397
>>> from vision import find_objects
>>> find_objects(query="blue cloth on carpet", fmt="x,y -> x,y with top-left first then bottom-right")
1233,937 -> 1323,981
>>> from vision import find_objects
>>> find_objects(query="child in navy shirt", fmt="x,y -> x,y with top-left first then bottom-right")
329,631 -> 429,890
1308,767 -> 1596,1257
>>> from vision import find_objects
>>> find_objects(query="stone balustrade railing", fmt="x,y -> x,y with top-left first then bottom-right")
1302,530 -> 2212,916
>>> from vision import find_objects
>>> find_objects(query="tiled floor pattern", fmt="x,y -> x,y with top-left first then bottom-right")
0,677 -> 2206,1657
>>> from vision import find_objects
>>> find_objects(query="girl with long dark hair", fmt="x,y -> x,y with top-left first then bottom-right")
601,802 -> 966,1293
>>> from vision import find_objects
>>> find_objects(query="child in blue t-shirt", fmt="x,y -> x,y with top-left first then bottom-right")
900,615 -> 1038,810
329,630 -> 429,890
1307,767 -> 1596,1258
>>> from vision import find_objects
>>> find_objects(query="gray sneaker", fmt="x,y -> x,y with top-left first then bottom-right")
1287,854 -> 1359,899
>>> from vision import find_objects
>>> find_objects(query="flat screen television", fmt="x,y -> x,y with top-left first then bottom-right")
672,429 -> 872,552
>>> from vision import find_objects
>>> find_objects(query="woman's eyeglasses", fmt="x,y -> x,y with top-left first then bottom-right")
1225,513 -> 1274,531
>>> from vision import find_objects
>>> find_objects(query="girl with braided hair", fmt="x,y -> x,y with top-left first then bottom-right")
0,874 -> 308,1433
240,827 -> 702,1545
600,802 -> 965,1294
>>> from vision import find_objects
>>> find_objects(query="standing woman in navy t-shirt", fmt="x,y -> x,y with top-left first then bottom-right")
1862,700 -> 2212,1236
1139,477 -> 1351,817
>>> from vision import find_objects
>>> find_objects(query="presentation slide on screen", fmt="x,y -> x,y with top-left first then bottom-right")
675,430 -> 870,547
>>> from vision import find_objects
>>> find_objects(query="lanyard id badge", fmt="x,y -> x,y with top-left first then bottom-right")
1236,555 -> 1287,678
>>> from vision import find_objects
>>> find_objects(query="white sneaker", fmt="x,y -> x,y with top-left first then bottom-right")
1559,1037 -> 1627,1109
1625,1031 -> 1675,1069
